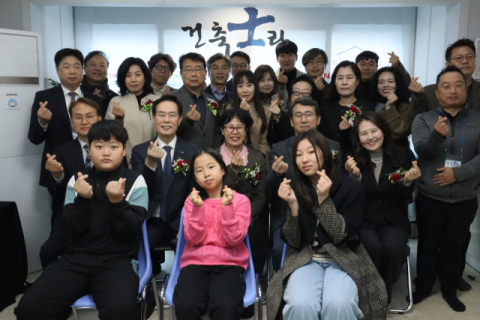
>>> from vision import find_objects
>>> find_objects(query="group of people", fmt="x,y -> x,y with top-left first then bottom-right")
14,37 -> 480,320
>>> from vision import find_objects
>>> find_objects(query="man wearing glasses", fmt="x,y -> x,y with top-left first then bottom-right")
226,51 -> 251,92
410,38 -> 480,116
39,98 -> 103,269
302,48 -> 329,103
148,53 -> 177,96
171,53 -> 221,149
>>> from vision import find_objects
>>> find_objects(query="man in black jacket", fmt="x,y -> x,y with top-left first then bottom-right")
28,48 -> 103,189
80,50 -> 118,116
40,97 -> 102,269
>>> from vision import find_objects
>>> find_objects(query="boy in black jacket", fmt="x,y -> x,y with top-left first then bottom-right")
15,120 -> 148,320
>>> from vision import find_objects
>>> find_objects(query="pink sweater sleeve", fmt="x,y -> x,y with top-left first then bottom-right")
220,194 -> 251,246
183,197 -> 206,245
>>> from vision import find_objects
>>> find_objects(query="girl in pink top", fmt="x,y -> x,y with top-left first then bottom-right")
173,148 -> 251,320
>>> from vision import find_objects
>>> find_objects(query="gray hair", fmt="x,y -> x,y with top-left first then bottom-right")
207,53 -> 232,70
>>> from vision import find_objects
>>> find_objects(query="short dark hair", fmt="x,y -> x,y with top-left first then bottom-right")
179,52 -> 206,71
147,53 -> 177,73
302,48 -> 328,66
116,57 -> 153,96
292,130 -> 335,207
88,120 -> 129,146
207,53 -> 232,70
230,51 -> 250,65
191,148 -> 227,200
152,94 -> 183,116
54,48 -> 84,67
219,108 -> 254,130
325,61 -> 362,101
445,38 -> 476,62
84,51 -> 109,67
436,65 -> 466,87
69,97 -> 102,118
292,74 -> 316,94
355,51 -> 379,64
276,40 -> 298,57
371,67 -> 410,105
290,97 -> 321,119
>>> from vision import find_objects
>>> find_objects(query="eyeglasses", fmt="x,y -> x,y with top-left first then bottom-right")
155,65 -> 172,72
292,91 -> 311,97
307,59 -> 325,66
449,54 -> 476,63
183,68 -> 205,74
73,114 -> 98,123
223,125 -> 246,133
292,112 -> 316,120
232,63 -> 248,70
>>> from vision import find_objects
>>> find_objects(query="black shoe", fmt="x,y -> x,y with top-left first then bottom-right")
457,277 -> 472,292
144,284 -> 157,319
443,294 -> 466,312
407,290 -> 429,304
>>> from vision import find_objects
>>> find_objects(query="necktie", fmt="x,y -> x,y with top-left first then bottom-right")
161,145 -> 173,222
67,92 -> 77,106
84,144 -> 92,168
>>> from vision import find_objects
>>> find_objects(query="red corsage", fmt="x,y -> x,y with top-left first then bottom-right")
207,98 -> 219,116
172,157 -> 189,176
387,168 -> 408,184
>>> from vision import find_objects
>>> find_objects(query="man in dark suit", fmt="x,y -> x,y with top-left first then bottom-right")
40,97 -> 102,269
205,53 -> 233,106
28,48 -> 103,189
264,98 -> 341,270
302,48 -> 329,103
131,95 -> 197,270
170,52 -> 222,149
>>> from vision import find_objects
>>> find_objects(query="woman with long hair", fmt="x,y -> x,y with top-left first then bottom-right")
371,67 -> 413,148
266,129 -> 387,320
223,70 -> 276,156
346,111 -> 420,302
173,148 -> 251,320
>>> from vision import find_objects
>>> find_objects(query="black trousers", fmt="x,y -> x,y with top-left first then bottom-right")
15,256 -> 139,320
173,265 -> 245,320
40,211 -> 68,269
147,217 -> 178,272
415,192 -> 477,297
359,221 -> 409,302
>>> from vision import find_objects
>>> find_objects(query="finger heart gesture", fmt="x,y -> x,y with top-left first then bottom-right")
222,185 -> 234,206
190,188 -> 204,207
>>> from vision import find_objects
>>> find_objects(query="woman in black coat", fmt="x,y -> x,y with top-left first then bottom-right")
345,111 -> 421,302
266,129 -> 387,320
321,61 -> 374,159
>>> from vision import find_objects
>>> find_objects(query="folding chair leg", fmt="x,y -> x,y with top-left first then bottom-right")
389,256 -> 413,314
255,275 -> 263,320
72,307 -> 80,320
151,277 -> 161,320
170,305 -> 176,320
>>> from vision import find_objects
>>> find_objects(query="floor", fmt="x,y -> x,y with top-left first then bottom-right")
2,239 -> 479,320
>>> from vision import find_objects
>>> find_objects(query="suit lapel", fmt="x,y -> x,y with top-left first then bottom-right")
203,93 -> 212,133
53,86 -> 72,132
164,138 -> 184,192
71,139 -> 85,171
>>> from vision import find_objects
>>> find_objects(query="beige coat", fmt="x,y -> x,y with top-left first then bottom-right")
105,93 -> 160,167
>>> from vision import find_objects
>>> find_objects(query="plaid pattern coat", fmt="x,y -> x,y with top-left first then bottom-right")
266,197 -> 388,320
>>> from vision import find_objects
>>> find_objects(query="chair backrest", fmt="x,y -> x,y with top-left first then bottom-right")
138,221 -> 152,292
165,210 -> 256,307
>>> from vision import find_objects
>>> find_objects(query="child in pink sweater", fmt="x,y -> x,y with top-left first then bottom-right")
173,148 -> 251,320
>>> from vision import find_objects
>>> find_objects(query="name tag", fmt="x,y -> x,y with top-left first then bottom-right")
445,155 -> 462,168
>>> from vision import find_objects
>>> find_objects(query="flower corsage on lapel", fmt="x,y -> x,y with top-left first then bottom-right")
331,150 -> 341,161
140,98 -> 154,120
242,163 -> 261,186
172,156 -> 190,176
207,98 -> 219,116
387,167 -> 408,184
344,104 -> 361,126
